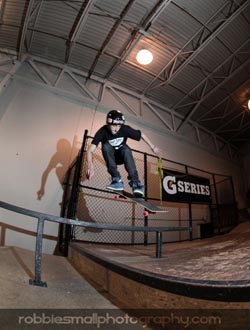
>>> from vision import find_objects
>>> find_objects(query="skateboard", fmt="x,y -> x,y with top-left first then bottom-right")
113,190 -> 167,214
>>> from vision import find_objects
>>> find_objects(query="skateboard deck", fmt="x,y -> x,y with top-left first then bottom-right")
113,190 -> 167,213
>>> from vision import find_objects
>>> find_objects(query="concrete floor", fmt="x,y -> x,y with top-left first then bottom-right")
0,246 -> 118,309
2,221 -> 250,329
0,246 -> 153,330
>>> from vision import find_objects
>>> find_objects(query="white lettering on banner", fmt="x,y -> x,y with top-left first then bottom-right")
163,175 -> 177,194
163,175 -> 210,196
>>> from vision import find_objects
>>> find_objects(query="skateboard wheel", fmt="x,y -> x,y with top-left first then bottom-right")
114,195 -> 119,200
143,210 -> 149,216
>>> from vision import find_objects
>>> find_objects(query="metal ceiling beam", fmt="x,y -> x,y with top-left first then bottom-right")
144,0 -> 250,94
104,0 -> 172,79
0,55 -> 26,93
144,101 -> 174,131
107,86 -> 138,116
0,0 -> 6,20
213,88 -> 250,136
27,59 -> 52,85
4,52 -> 238,159
199,77 -> 250,125
143,1 -> 229,93
175,50 -> 250,132
66,70 -> 97,100
65,0 -> 96,63
173,37 -> 250,114
219,120 -> 250,152
87,0 -> 136,78
199,98 -> 233,123
26,1 -> 44,52
216,111 -> 247,134
17,0 -> 35,61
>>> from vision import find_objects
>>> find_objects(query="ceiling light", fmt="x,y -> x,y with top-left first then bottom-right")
136,49 -> 153,65
248,99 -> 250,110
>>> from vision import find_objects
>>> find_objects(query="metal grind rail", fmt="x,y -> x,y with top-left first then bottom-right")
0,200 -> 189,287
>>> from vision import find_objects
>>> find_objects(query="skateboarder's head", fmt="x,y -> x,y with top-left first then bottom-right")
106,110 -> 125,135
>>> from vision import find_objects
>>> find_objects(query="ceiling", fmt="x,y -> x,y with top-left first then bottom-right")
1,0 -> 250,156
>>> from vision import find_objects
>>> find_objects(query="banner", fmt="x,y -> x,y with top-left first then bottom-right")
162,169 -> 211,203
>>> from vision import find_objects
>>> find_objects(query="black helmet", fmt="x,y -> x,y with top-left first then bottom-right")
106,110 -> 125,125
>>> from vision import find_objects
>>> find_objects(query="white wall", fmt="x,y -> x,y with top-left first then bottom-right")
0,79 -> 245,253
0,81 -> 95,253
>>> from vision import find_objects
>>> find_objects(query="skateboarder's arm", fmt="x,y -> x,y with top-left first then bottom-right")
141,133 -> 161,155
86,143 -> 97,179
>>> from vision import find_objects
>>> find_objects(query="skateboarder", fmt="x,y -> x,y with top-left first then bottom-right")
86,110 -> 160,196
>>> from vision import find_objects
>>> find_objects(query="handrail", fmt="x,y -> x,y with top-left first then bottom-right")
0,200 -> 189,287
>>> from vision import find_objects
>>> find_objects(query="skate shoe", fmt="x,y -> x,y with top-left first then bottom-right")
129,180 -> 144,197
107,177 -> 124,191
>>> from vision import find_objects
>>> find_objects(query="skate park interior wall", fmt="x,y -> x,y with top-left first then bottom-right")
0,79 -> 246,254
241,152 -> 250,206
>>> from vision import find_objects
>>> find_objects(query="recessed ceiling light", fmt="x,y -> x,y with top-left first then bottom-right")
136,49 -> 153,65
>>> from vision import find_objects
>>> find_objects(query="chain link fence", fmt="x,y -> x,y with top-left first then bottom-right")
62,130 -> 237,247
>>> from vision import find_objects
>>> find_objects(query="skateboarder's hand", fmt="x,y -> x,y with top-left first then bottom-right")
37,189 -> 44,200
151,145 -> 161,156
86,166 -> 94,180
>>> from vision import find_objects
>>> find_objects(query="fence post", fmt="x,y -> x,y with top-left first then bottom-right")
212,174 -> 221,234
185,166 -> 193,240
156,231 -> 162,258
58,168 -> 72,255
63,130 -> 89,256
144,153 -> 148,245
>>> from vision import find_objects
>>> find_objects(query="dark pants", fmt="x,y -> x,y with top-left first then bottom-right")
102,143 -> 139,182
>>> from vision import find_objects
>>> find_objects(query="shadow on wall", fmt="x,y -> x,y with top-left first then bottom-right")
0,221 -> 57,247
36,137 -> 79,200
77,150 -> 104,233
36,136 -> 101,232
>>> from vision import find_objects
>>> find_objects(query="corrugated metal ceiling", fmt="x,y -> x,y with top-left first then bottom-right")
0,0 -> 250,152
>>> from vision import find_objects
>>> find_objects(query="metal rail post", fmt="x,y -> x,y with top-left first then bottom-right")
156,231 -> 162,258
29,216 -> 47,287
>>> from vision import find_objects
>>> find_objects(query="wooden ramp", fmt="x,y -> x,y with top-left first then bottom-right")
69,221 -> 250,309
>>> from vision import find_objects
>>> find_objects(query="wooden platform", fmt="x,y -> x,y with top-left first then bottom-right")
68,221 -> 250,310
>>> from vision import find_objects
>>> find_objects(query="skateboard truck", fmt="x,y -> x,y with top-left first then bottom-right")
113,190 -> 167,214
